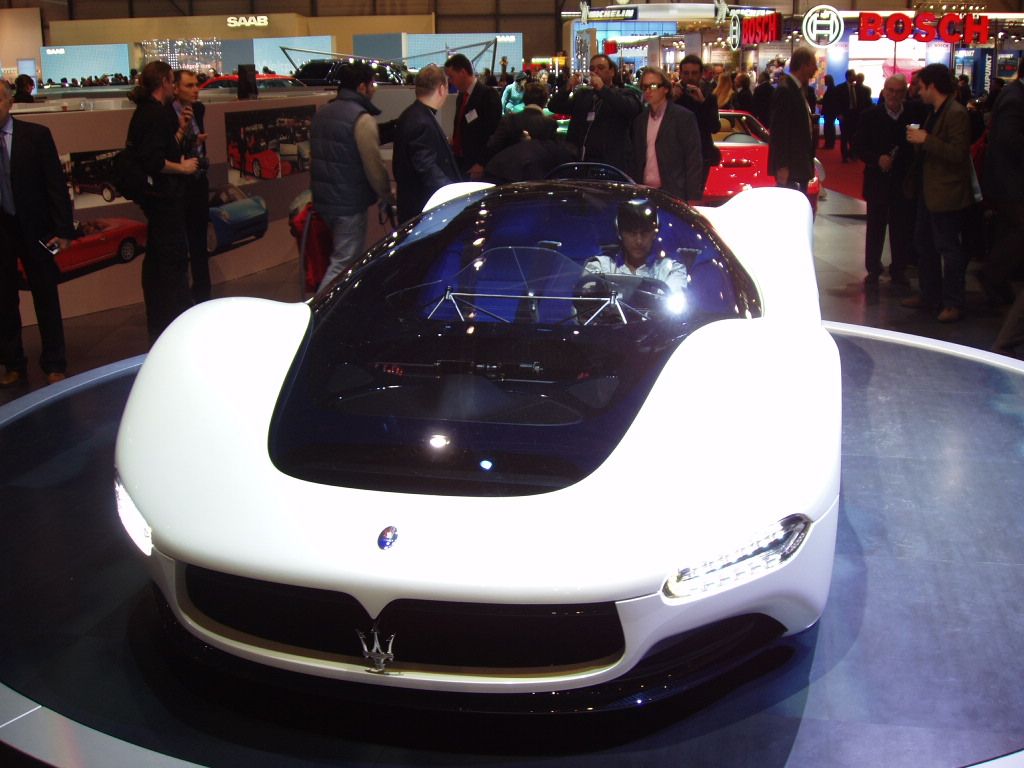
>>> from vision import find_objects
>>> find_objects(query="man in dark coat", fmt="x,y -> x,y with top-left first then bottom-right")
768,48 -> 818,193
393,65 -> 460,223
855,74 -> 916,286
547,54 -> 641,176
752,70 -> 774,127
982,58 -> 1024,355
444,53 -> 501,181
834,69 -> 861,162
632,66 -> 703,202
0,80 -> 75,387
486,81 -> 558,161
170,69 -> 212,302
674,54 -> 721,191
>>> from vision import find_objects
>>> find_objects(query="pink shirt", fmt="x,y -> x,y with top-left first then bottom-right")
644,102 -> 665,188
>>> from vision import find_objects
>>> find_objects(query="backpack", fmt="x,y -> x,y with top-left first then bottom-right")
111,143 -> 151,202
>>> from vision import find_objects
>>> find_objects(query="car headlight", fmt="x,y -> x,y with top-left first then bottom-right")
114,475 -> 152,556
662,514 -> 810,600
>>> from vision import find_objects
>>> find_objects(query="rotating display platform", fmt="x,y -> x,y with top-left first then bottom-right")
2,326 -> 1024,768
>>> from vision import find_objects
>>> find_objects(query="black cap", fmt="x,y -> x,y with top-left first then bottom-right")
616,198 -> 659,233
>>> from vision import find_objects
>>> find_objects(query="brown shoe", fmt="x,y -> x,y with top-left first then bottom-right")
46,372 -> 67,385
937,307 -> 962,323
901,295 -> 925,309
0,369 -> 27,388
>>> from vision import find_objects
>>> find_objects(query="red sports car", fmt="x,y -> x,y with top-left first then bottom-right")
704,111 -> 819,213
227,139 -> 280,180
20,218 -> 146,283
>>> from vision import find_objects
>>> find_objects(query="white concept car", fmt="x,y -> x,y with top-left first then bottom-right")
115,183 -> 841,711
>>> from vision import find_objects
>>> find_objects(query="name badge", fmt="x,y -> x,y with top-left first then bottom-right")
586,111 -> 596,123
466,109 -> 478,123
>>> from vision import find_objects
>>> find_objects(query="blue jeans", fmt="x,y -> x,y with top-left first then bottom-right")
914,198 -> 966,310
319,210 -> 368,292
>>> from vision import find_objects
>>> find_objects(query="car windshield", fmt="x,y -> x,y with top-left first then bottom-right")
716,112 -> 770,144
270,182 -> 761,496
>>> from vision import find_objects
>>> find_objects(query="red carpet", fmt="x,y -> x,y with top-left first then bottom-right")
817,142 -> 864,200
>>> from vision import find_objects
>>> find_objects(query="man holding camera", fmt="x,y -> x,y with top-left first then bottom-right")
170,69 -> 211,303
675,55 -> 720,192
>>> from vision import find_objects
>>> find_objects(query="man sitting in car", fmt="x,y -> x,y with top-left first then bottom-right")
584,199 -> 689,294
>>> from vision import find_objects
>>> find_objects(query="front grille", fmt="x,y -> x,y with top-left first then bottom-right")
184,565 -> 625,669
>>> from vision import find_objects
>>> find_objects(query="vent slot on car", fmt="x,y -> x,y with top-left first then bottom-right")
184,565 -> 625,670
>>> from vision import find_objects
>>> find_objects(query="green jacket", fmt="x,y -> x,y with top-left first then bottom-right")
910,96 -> 973,212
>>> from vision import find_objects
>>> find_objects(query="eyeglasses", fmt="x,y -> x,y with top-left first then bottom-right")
643,82 -> 666,91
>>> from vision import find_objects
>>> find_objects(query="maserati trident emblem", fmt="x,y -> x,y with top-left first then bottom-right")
357,626 -> 396,673
378,525 -> 398,550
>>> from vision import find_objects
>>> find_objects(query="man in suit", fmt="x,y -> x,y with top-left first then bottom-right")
982,57 -> 1024,355
855,74 -> 916,286
0,80 -> 75,387
835,69 -> 860,162
632,66 -> 703,202
547,54 -> 641,176
393,65 -> 460,223
674,54 -> 720,191
444,53 -> 501,181
769,47 -> 818,194
752,70 -> 774,128
171,69 -> 211,302
902,63 -> 973,323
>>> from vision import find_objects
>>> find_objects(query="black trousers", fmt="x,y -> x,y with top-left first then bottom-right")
0,212 -> 66,374
183,174 -> 211,303
140,197 -> 192,341
864,191 -> 914,278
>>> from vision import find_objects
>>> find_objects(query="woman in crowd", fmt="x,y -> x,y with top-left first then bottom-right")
124,60 -> 200,341
713,71 -> 734,109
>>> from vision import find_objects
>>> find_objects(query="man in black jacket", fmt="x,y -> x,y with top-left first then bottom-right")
125,60 -> 200,341
674,54 -> 720,192
444,53 -> 501,181
0,80 -> 75,387
768,48 -> 817,192
547,54 -> 641,176
170,69 -> 211,302
486,82 -> 558,160
393,65 -> 460,223
855,74 -> 915,286
982,58 -> 1024,356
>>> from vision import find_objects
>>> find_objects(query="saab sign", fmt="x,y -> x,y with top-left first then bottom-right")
226,15 -> 269,27
858,12 -> 990,44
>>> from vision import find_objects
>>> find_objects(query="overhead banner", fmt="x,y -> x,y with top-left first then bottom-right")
858,12 -> 991,44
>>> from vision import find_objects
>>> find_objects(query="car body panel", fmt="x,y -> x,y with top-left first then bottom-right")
115,186 -> 840,700
706,111 -> 820,211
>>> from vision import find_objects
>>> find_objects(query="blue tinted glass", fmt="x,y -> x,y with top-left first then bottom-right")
271,183 -> 760,496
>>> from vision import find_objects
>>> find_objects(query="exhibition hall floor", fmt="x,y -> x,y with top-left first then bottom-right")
3,192 -> 1024,768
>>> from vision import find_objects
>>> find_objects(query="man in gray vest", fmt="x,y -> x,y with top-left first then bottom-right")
310,61 -> 393,291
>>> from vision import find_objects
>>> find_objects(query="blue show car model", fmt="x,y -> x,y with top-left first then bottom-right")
207,184 -> 269,254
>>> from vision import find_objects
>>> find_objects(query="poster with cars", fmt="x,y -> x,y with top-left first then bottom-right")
224,105 -> 314,185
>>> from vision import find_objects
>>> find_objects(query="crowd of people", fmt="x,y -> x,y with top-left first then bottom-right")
1,48 -> 1021,391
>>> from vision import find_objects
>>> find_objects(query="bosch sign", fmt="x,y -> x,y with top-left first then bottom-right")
858,12 -> 990,44
226,15 -> 269,27
742,13 -> 782,46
